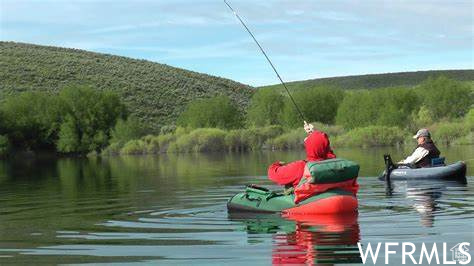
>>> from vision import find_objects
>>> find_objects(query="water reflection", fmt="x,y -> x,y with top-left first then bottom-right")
389,180 -> 468,227
229,212 -> 362,265
0,146 -> 472,265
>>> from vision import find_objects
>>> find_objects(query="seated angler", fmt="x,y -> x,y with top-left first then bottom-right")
267,122 -> 358,203
267,122 -> 336,189
399,128 -> 440,168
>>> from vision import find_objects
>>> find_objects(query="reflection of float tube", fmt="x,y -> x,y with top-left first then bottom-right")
404,180 -> 465,227
273,213 -> 361,265
405,184 -> 443,228
227,210 -> 362,264
228,212 -> 359,236
407,189 -> 440,227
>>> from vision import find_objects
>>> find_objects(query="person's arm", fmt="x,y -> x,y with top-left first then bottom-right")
399,147 -> 429,164
267,160 -> 305,186
268,161 -> 291,185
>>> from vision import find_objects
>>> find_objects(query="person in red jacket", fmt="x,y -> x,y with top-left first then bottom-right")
303,122 -> 336,162
268,122 -> 358,202
268,122 -> 336,187
268,160 -> 306,188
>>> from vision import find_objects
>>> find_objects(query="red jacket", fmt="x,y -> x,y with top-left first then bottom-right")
267,130 -> 337,187
304,130 -> 336,162
268,160 -> 306,187
268,130 -> 358,203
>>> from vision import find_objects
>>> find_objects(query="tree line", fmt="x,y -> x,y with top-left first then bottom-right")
109,76 -> 472,154
0,76 -> 472,158
0,86 -> 127,157
179,76 -> 472,131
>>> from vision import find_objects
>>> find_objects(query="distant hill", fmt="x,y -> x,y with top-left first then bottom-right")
2,42 -> 472,133
260,70 -> 474,91
0,42 -> 254,132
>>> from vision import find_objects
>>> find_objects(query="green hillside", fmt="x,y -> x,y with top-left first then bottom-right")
260,69 -> 474,91
0,42 -> 254,132
2,42 -> 472,133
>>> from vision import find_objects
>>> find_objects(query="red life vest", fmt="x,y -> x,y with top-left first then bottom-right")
267,161 -> 359,204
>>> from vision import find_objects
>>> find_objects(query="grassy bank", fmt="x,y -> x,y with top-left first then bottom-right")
103,115 -> 473,155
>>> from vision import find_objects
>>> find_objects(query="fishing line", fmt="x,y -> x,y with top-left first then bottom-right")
224,0 -> 306,122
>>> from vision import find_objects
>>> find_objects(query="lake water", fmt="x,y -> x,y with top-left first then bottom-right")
0,146 -> 473,265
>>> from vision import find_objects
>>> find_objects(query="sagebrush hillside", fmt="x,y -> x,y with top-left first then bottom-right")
0,42 -> 254,132
260,69 -> 474,91
2,42 -> 473,132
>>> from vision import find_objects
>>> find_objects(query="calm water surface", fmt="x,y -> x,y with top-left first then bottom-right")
0,146 -> 473,265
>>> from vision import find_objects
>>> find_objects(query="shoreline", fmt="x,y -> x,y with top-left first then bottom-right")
3,142 -> 472,161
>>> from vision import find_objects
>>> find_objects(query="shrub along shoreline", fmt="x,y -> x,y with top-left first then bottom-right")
103,75 -> 474,156
103,117 -> 473,156
1,76 -> 472,158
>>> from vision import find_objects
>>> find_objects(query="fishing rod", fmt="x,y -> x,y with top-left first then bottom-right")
224,0 -> 307,123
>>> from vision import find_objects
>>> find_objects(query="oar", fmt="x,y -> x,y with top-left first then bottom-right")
383,154 -> 394,196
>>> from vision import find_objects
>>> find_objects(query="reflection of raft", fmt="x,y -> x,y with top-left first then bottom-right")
228,209 -> 362,264
227,185 -> 358,215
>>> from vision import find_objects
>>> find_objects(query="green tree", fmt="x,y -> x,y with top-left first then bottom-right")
418,76 -> 472,119
0,92 -> 63,149
0,135 -> 10,158
376,87 -> 420,127
110,116 -> 146,145
465,108 -> 474,130
246,89 -> 284,127
336,87 -> 420,129
0,110 -> 6,135
410,105 -> 434,130
57,115 -> 80,153
177,95 -> 242,129
282,87 -> 344,128
336,91 -> 378,129
57,86 -> 127,154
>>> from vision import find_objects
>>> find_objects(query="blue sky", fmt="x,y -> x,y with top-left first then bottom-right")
1,0 -> 472,86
